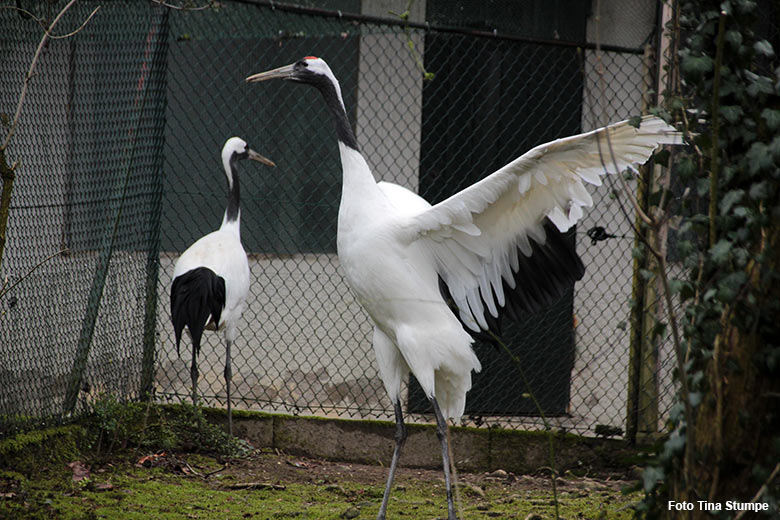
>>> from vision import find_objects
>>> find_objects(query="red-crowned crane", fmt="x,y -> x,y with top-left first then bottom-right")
246,57 -> 681,520
170,136 -> 275,436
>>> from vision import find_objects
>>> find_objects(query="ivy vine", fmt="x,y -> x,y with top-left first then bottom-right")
638,0 -> 779,517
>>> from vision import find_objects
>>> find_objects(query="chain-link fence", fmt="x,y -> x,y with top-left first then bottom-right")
1,0 -> 676,440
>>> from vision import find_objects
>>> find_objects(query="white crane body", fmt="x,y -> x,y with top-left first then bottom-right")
170,137 -> 274,435
173,225 -> 248,340
336,143 -> 481,417
246,57 -> 682,520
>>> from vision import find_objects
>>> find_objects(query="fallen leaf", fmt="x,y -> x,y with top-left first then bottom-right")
136,451 -> 167,467
94,483 -> 114,491
67,461 -> 90,483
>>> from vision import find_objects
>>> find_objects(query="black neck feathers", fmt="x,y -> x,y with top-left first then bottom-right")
311,75 -> 359,151
225,157 -> 240,222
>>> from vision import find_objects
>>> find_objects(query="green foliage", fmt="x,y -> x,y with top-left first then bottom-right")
83,395 -> 252,461
639,0 -> 780,516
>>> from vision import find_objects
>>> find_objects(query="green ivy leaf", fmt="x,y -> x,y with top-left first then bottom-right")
643,466 -> 665,493
746,142 -> 772,175
720,105 -> 743,123
716,271 -> 748,302
733,247 -> 750,267
746,73 -> 774,97
724,29 -> 743,48
628,115 -> 642,128
677,155 -> 697,180
668,402 -> 684,424
720,189 -> 745,215
749,180 -> 769,200
710,239 -> 733,265
681,54 -> 714,77
697,177 -> 711,197
769,135 -> 780,159
754,39 -> 775,57
760,108 -> 780,131
668,278 -> 686,295
652,321 -> 668,340
662,430 -> 686,459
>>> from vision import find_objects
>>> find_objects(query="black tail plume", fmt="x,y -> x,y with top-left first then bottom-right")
170,267 -> 226,358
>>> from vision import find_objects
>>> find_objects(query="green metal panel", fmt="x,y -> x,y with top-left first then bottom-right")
162,18 -> 359,254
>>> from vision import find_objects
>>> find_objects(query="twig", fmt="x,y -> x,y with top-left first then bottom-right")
0,4 -> 99,40
488,330 -> 560,520
0,5 -> 39,20
203,463 -> 229,478
389,0 -> 434,81
0,248 -> 68,298
47,6 -> 101,39
733,462 -> 780,520
183,462 -> 204,477
152,0 -> 214,11
1,0 -> 80,151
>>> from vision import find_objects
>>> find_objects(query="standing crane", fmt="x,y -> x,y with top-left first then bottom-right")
246,57 -> 681,520
170,136 -> 275,436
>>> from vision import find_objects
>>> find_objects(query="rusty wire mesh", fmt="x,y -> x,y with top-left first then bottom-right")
1,0 -> 675,439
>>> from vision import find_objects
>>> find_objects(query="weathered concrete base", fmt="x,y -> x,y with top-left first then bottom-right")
207,409 -> 638,476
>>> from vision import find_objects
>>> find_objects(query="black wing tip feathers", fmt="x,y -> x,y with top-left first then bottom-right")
502,219 -> 584,319
170,267 -> 227,357
440,217 -> 584,342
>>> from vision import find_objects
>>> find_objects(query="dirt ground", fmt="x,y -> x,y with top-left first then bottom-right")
0,448 -> 640,519
212,449 -> 636,493
1,414 -> 642,520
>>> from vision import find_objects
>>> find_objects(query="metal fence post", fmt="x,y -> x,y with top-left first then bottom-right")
141,7 -> 169,402
63,9 -> 167,414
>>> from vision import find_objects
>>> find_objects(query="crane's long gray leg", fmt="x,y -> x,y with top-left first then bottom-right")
377,400 -> 407,520
190,348 -> 199,406
224,338 -> 233,436
431,397 -> 457,520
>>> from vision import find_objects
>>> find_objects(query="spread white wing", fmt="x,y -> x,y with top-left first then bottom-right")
402,115 -> 682,331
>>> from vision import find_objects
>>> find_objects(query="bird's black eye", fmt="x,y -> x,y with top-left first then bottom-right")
296,60 -> 308,67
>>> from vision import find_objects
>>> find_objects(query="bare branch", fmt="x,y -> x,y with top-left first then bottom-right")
1,0 -> 84,151
0,248 -> 68,299
47,5 -> 101,39
0,5 -> 41,22
151,0 -> 214,11
734,462 -> 780,520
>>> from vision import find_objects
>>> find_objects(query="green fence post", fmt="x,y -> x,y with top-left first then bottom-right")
63,8 -> 167,414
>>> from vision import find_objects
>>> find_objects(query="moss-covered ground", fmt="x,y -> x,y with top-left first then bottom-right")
1,448 -> 640,519
0,402 -> 641,519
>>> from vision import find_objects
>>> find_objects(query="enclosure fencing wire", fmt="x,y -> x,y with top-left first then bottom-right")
0,0 -> 676,440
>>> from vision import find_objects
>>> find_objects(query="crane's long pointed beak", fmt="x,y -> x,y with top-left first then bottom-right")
245,63 -> 295,83
248,149 -> 275,167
